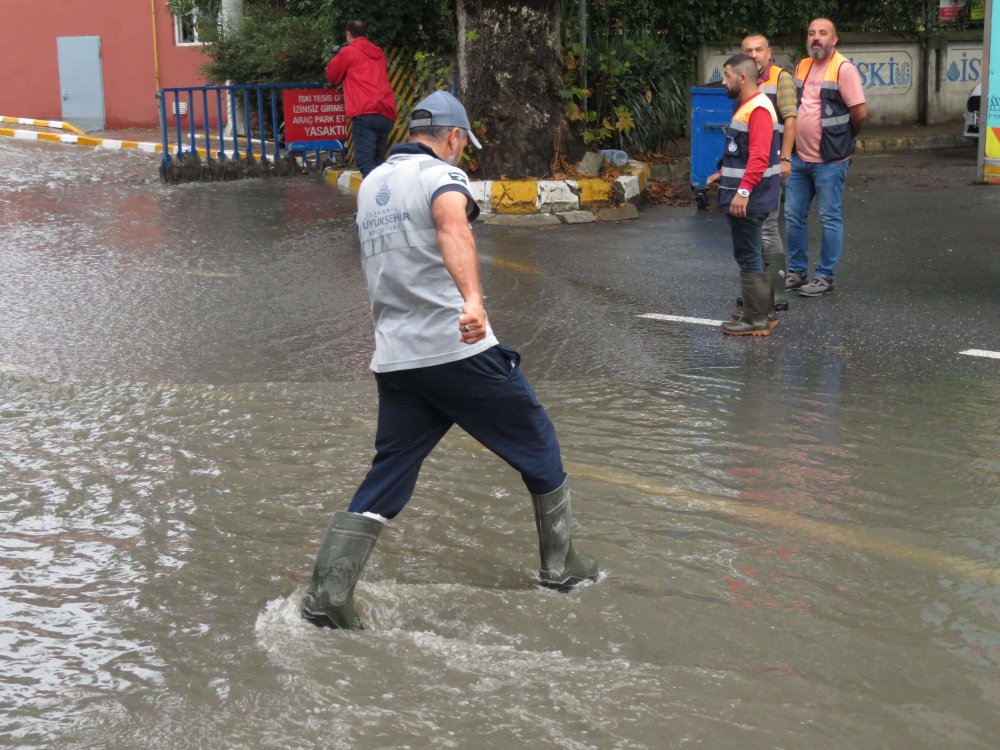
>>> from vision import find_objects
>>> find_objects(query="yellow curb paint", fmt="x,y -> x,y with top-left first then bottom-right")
625,163 -> 649,191
562,460 -> 1000,587
1,116 -> 84,134
491,180 -> 537,213
37,133 -> 60,143
348,171 -> 364,193
324,169 -> 342,186
576,178 -> 613,208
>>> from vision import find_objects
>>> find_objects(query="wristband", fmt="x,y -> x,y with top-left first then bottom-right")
780,156 -> 792,163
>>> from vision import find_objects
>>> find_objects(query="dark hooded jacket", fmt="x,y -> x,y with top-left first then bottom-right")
325,36 -> 397,121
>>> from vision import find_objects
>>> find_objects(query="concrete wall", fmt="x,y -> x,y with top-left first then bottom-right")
699,32 -> 984,126
0,0 -> 210,129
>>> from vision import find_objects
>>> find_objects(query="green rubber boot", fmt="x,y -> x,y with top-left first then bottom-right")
302,511 -> 383,630
531,480 -> 599,591
721,271 -> 772,336
764,251 -> 789,312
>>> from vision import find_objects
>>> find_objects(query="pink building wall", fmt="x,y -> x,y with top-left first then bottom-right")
0,0 -> 211,129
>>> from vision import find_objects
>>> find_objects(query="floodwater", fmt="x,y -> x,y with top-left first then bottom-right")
1,139 -> 998,749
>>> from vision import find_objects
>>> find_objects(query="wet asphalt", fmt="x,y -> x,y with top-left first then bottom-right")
474,143 -> 1000,385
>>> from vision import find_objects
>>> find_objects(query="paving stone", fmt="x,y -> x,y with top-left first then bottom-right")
537,180 -> 580,213
556,210 -> 597,224
596,204 -> 640,221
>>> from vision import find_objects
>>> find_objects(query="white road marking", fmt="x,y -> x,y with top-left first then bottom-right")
638,313 -> 724,327
960,349 -> 1000,360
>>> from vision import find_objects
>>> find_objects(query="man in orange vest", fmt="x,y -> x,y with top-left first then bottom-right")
741,34 -> 796,315
785,18 -> 867,297
707,54 -> 782,336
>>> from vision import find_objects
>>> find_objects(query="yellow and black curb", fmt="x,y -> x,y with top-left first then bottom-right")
324,161 -> 653,222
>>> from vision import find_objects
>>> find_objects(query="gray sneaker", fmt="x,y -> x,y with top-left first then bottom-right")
799,276 -> 833,296
785,271 -> 807,290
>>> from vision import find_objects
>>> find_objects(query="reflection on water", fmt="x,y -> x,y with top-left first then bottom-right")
1,139 -> 999,748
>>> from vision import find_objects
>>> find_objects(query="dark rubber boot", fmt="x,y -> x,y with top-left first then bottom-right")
531,480 -> 599,591
721,272 -> 772,336
302,511 -> 383,630
765,251 -> 789,312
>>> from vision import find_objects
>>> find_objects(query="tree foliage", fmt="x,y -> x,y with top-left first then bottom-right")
167,0 -> 452,83
169,0 -> 982,166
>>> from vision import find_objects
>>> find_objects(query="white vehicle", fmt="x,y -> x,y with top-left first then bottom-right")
964,83 -> 981,138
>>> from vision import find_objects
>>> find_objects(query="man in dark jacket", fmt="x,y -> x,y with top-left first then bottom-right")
326,20 -> 398,177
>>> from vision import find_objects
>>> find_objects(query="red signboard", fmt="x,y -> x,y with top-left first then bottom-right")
939,0 -> 966,21
282,88 -> 348,142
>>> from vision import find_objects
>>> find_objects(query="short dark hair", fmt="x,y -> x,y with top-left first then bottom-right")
410,121 -> 453,141
346,20 -> 366,37
724,54 -> 757,79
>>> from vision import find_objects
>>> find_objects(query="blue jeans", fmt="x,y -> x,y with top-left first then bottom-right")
785,156 -> 850,282
348,345 -> 566,519
352,114 -> 394,177
727,213 -> 767,273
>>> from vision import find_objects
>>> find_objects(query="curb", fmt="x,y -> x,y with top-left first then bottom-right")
854,133 -> 972,153
1,116 -> 83,134
0,125 -> 171,154
324,160 -> 651,222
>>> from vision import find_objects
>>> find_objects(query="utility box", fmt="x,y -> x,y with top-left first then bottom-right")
690,84 -> 733,207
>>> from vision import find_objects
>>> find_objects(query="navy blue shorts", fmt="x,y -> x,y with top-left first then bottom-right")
347,344 -> 566,519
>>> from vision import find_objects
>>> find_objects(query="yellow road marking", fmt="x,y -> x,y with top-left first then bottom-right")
563,460 -> 1000,586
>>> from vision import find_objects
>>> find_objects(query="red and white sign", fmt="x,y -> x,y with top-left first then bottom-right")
939,0 -> 966,21
282,88 -> 347,142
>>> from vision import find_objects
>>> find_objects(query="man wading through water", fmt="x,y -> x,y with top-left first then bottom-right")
302,90 -> 599,630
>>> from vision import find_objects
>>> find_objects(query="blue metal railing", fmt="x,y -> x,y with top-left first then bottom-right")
157,83 -> 345,182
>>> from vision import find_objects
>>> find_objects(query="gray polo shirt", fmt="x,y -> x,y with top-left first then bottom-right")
356,143 -> 497,373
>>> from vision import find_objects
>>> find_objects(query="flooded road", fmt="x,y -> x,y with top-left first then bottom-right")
1,138 -> 998,749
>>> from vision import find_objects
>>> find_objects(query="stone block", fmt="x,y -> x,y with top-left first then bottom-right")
467,181 -> 493,214
557,210 -> 597,224
337,170 -> 362,192
537,180 -> 580,213
612,175 -> 642,205
576,178 -> 612,208
596,204 -> 640,221
492,180 -> 538,213
577,151 -> 605,176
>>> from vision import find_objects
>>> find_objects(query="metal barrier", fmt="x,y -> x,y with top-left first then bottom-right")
157,82 -> 346,183
157,51 -> 447,184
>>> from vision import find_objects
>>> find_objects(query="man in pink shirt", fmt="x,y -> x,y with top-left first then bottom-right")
785,18 -> 867,297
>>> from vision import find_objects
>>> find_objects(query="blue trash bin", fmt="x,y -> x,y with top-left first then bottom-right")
690,84 -> 734,209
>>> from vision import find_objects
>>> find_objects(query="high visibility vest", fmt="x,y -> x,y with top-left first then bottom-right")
757,63 -> 792,134
719,92 -> 781,214
794,50 -> 855,161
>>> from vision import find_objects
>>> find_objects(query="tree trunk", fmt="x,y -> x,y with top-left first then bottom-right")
457,0 -> 583,178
